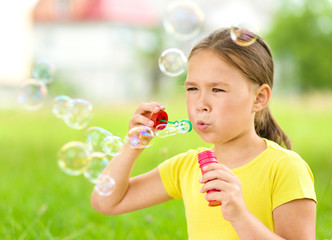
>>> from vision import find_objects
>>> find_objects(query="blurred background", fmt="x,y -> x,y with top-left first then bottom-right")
0,0 -> 332,239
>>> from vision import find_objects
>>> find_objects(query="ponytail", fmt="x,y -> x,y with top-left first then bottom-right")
255,107 -> 291,150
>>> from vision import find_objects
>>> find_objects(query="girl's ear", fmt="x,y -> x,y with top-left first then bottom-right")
252,84 -> 271,112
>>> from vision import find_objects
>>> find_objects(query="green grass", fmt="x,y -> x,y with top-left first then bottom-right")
0,95 -> 331,239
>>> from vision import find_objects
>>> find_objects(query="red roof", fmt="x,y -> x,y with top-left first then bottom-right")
34,0 -> 159,27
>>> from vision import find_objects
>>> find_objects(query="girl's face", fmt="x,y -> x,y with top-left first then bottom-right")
185,50 -> 259,144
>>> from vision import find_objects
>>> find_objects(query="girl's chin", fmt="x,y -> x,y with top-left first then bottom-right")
197,133 -> 219,144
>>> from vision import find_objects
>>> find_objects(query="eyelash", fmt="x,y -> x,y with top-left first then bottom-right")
212,88 -> 225,93
186,87 -> 225,93
187,87 -> 198,91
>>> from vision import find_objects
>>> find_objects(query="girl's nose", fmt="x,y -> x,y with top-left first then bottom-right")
196,94 -> 211,112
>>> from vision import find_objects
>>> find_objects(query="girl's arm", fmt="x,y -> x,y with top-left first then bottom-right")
200,163 -> 316,239
91,102 -> 172,215
230,199 -> 316,240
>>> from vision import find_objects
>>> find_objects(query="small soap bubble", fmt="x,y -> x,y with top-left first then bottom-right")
94,174 -> 116,197
230,26 -> 258,47
58,141 -> 91,176
86,127 -> 113,153
83,152 -> 109,184
18,79 -> 48,111
163,0 -> 205,41
155,124 -> 178,138
102,136 -> 124,156
32,58 -> 55,84
63,98 -> 93,130
177,120 -> 192,134
128,126 -> 154,149
159,48 -> 188,77
52,95 -> 71,119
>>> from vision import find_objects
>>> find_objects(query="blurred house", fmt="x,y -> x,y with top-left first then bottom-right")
32,0 -> 163,104
0,0 -> 275,107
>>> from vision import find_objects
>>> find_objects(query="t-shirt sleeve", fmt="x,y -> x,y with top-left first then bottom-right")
158,153 -> 186,199
272,152 -> 317,210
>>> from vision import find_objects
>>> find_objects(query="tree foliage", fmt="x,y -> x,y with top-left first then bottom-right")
265,0 -> 332,92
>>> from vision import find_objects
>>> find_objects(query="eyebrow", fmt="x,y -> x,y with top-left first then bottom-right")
184,81 -> 229,87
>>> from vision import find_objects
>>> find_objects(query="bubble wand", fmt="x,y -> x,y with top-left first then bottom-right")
150,110 -> 193,133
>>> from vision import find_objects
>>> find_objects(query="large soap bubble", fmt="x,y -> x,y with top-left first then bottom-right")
63,98 -> 93,130
86,127 -> 113,153
159,48 -> 188,77
52,95 -> 71,119
163,0 -> 205,41
83,153 -> 109,184
18,79 -> 48,111
128,126 -> 154,149
102,136 -> 124,156
58,141 -> 91,176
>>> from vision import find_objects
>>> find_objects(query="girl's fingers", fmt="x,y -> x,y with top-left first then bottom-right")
199,166 -> 235,184
205,190 -> 224,202
203,162 -> 233,174
135,102 -> 165,115
129,102 -> 166,129
131,114 -> 155,128
200,178 -> 230,193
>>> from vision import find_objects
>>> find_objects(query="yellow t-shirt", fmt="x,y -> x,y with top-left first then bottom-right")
158,139 -> 316,239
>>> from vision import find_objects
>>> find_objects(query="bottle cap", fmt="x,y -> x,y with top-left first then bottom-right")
150,110 -> 168,129
197,150 -> 216,162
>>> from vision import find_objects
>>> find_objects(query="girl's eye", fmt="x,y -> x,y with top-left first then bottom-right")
187,87 -> 198,91
212,88 -> 225,92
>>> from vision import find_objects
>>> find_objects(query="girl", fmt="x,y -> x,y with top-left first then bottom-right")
91,28 -> 316,239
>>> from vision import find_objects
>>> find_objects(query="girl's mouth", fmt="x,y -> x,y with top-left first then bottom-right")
197,121 -> 210,131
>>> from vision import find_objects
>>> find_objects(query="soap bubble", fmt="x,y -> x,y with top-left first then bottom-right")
63,98 -> 93,130
159,48 -> 188,77
52,95 -> 71,119
177,120 -> 193,134
58,141 -> 91,176
32,58 -> 55,84
86,127 -> 113,153
83,153 -> 109,184
128,126 -> 154,149
163,0 -> 205,41
102,136 -> 124,156
155,120 -> 192,138
155,124 -> 178,138
230,26 -> 258,47
18,79 -> 48,111
94,174 -> 116,197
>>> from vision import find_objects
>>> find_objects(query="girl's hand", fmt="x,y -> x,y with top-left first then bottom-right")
199,163 -> 249,223
129,102 -> 165,130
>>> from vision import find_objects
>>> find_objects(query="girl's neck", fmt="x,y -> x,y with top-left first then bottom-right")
213,133 -> 267,169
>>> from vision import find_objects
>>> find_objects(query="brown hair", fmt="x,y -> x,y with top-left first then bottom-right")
189,27 -> 291,149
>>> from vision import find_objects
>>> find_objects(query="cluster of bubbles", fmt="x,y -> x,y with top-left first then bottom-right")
58,118 -> 192,196
17,58 -> 110,195
18,58 -> 192,197
52,95 -> 93,130
18,59 -> 54,110
18,59 -> 94,131
158,1 -> 259,77
128,120 -> 192,149
57,127 -> 124,196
